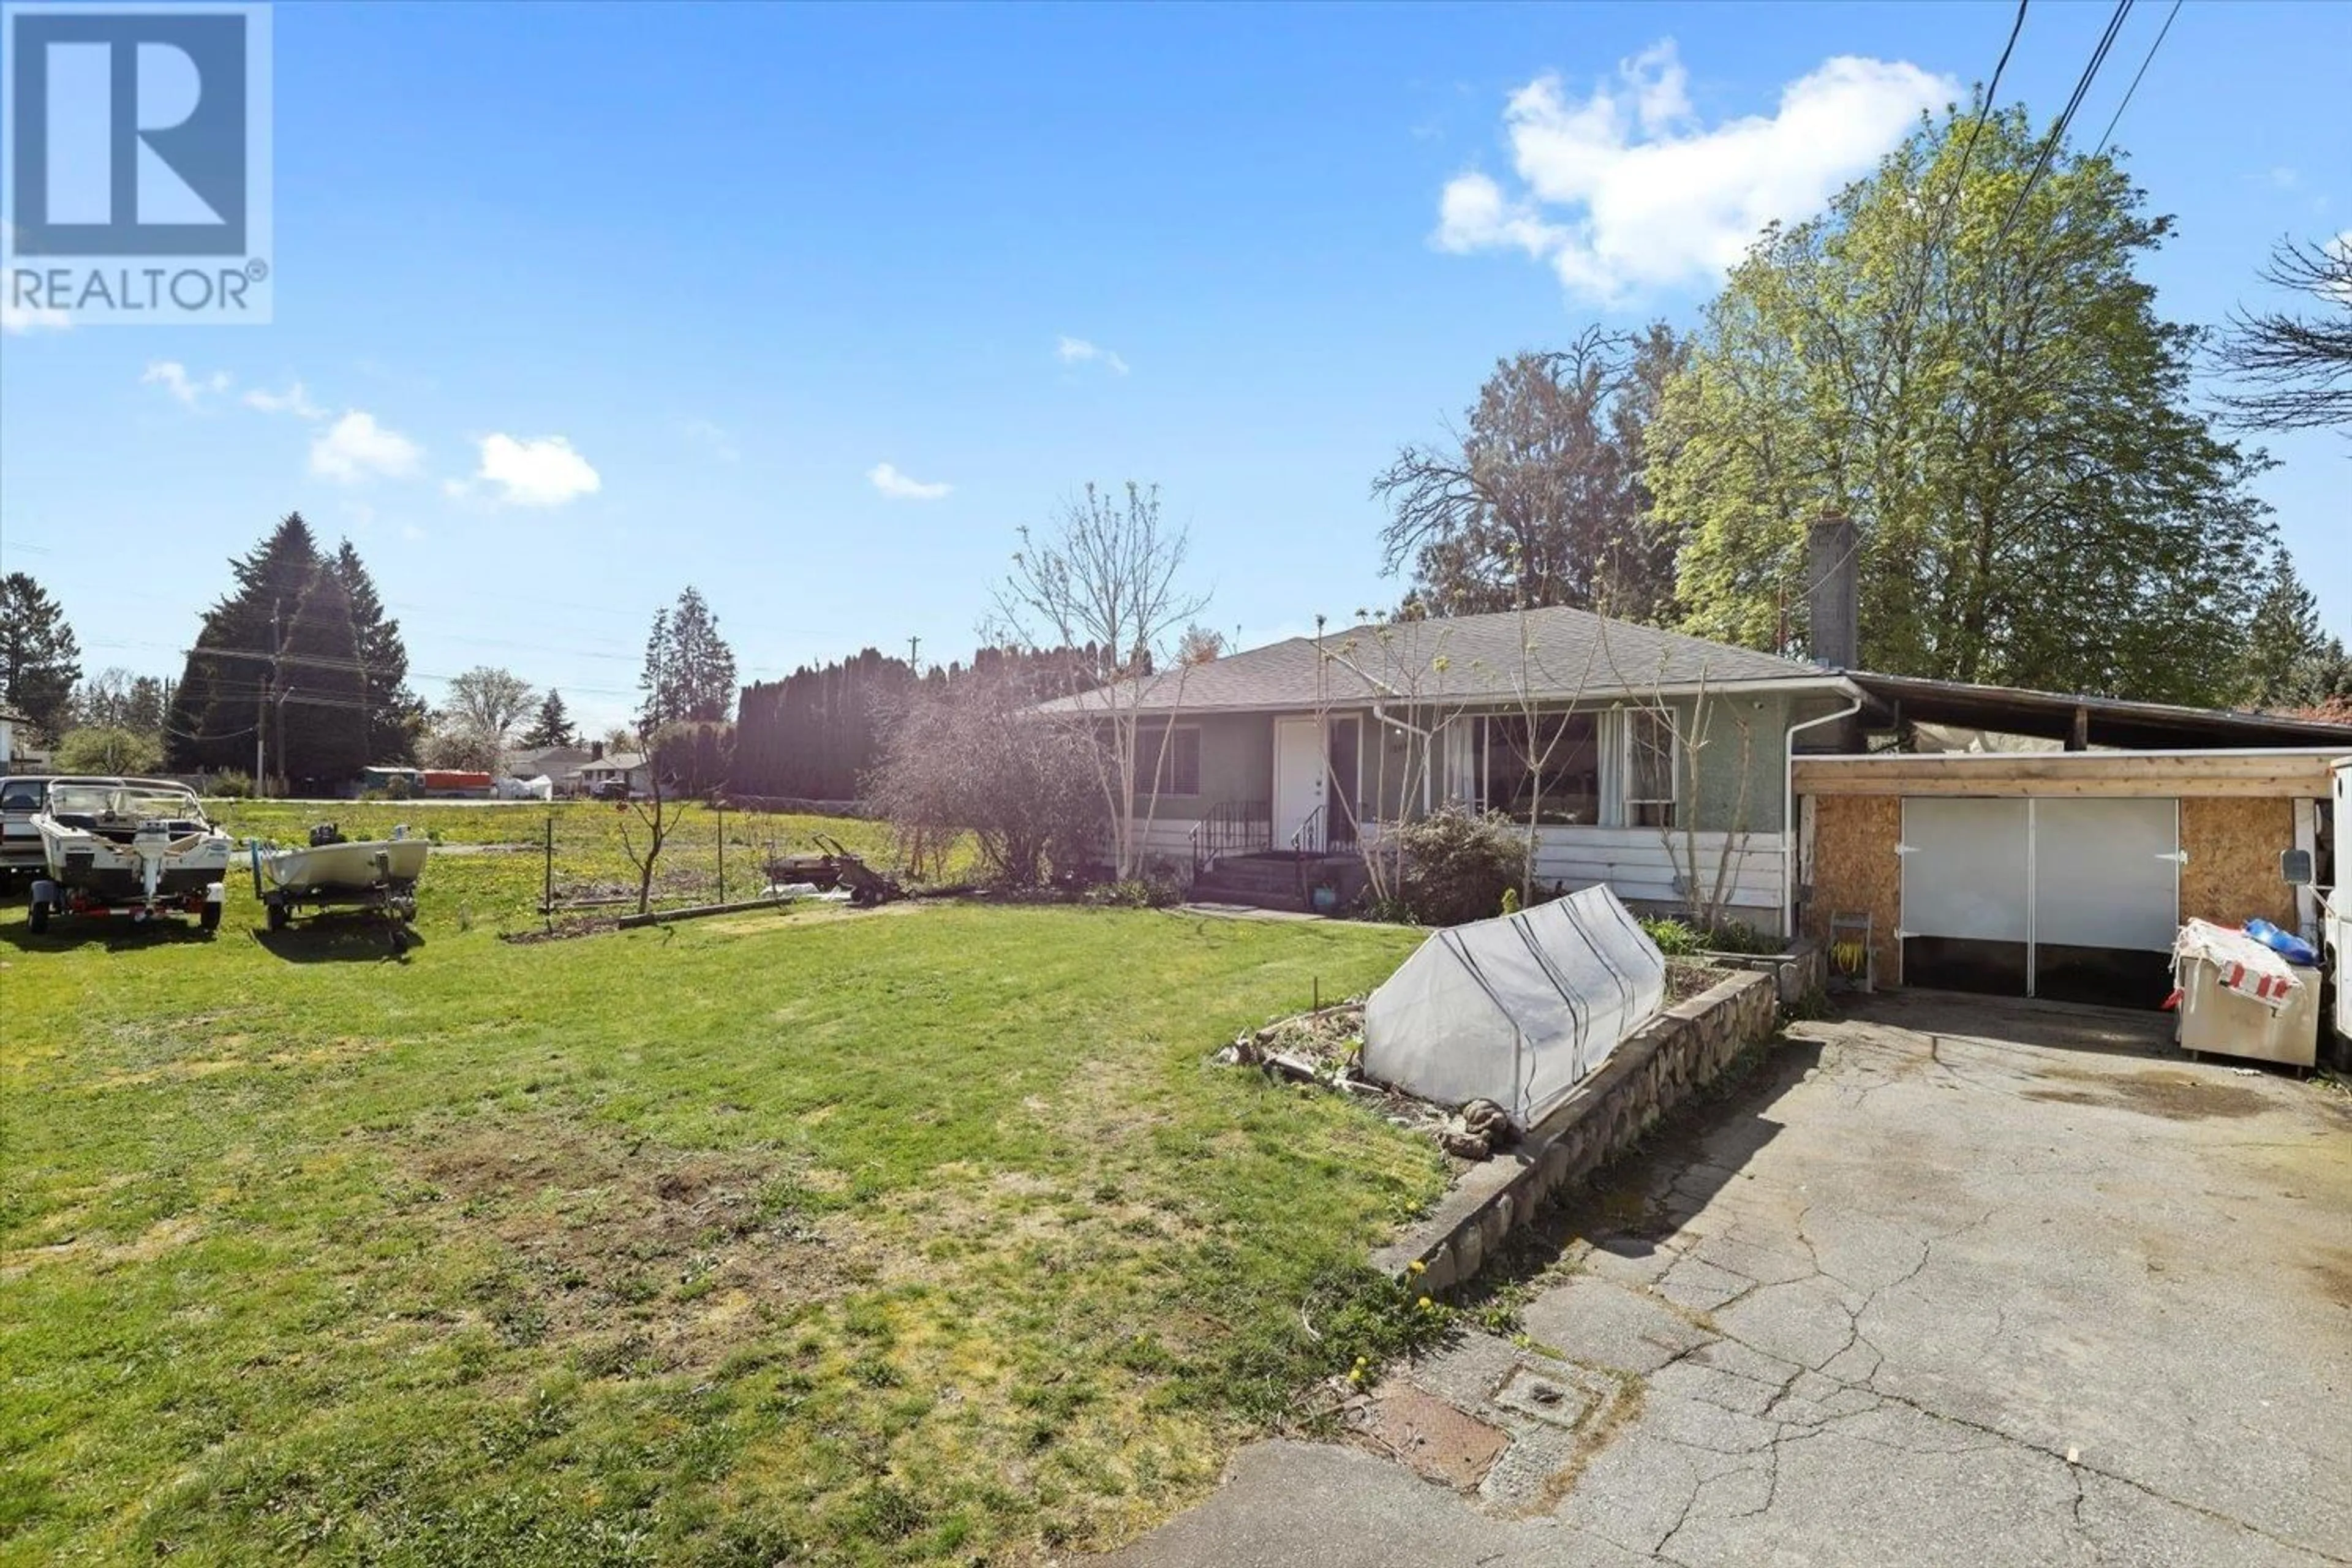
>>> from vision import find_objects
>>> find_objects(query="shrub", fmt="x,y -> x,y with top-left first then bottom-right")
1640,916 -> 1703,955
1390,807 -> 1523,927
1640,913 -> 1781,956
865,673 -> 1106,887
208,769 -> 254,799
383,772 -> 419,801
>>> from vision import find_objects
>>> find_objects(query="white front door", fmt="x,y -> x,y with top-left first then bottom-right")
1272,716 -> 1326,851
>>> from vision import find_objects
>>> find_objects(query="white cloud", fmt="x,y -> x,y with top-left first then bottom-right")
142,360 -> 232,406
1056,336 -> 1130,375
1435,40 -> 1952,300
244,380 -> 326,420
867,461 -> 952,501
2267,166 -> 2302,190
466,433 -> 602,508
2,296 -> 70,334
309,410 -> 423,483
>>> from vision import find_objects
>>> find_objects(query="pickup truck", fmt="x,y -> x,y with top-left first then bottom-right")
1,775 -> 52,892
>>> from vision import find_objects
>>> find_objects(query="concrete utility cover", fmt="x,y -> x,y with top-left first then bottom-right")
1101,992 -> 2352,1568
1353,1379 -> 1510,1491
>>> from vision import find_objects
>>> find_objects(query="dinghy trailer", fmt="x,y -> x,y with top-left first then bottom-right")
251,823 -> 429,940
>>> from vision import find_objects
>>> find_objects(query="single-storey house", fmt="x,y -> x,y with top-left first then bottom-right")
1038,516 -> 2352,1018
1036,603 -> 1865,927
0,706 -> 24,767
575,751 -> 650,797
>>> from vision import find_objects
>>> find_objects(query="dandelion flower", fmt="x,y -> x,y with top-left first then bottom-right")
1407,1260 -> 1427,1276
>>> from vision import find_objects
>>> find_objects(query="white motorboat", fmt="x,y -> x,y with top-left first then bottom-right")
254,823 -> 429,931
29,777 -> 234,932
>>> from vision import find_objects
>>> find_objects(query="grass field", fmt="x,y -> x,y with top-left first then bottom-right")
202,800 -> 957,932
0,804 -> 1440,1565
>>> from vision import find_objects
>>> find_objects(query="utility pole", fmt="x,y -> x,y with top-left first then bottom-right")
255,598 -> 281,791
907,634 -> 921,673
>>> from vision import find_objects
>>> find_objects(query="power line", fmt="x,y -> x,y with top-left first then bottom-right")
1997,0 -> 2134,242
2090,0 -> 2182,161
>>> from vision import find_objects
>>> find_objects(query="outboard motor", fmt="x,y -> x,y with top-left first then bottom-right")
309,823 -> 347,847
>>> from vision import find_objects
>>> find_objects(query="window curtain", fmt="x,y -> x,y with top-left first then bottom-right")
1597,708 -> 1627,827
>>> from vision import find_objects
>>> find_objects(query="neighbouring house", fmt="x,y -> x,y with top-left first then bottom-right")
575,751 -> 650,797
0,707 -> 23,767
503,744 -> 596,792
1035,603 -> 1865,927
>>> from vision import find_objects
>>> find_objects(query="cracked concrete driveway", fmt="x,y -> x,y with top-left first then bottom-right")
1102,992 -> 2352,1567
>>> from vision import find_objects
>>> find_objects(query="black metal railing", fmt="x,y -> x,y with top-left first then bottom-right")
1191,799 -> 1272,875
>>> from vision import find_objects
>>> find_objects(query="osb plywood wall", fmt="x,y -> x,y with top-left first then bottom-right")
1804,794 -> 1902,988
2180,796 -> 2297,930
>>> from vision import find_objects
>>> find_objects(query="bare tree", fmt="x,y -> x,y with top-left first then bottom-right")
1315,619 -> 1471,908
618,762 -> 687,915
441,665 -> 535,764
1474,604 -> 1602,894
993,483 -> 1208,880
1374,326 -> 1683,621
2217,235 -> 2352,432
1592,641 -> 1760,933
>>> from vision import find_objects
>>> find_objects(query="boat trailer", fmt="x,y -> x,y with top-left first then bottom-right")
250,832 -> 420,937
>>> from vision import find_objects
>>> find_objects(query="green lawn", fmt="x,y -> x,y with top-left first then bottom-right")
0,807 -> 1437,1566
205,800 -> 957,932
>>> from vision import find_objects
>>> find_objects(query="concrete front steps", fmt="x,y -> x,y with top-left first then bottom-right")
1189,852 -> 1362,913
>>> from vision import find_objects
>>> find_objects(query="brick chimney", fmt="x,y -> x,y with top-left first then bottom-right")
590,739 -> 605,761
1806,512 -> 1859,669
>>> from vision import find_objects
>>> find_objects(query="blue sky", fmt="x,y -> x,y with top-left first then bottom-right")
4,0 -> 2347,736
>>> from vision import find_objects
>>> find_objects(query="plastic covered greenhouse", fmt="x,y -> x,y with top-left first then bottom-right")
1362,885 -> 1667,1127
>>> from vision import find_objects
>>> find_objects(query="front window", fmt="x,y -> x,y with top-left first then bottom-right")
1135,725 -> 1200,796
1627,710 -> 1677,827
1483,713 -> 1600,825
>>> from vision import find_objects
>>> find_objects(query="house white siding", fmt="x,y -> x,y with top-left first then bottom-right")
1527,825 -> 1784,914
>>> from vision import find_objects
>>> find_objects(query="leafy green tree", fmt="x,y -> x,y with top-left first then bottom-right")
53,725 -> 164,775
1375,325 -> 1683,622
1659,107 -> 2275,705
521,689 -> 577,748
0,571 -> 83,741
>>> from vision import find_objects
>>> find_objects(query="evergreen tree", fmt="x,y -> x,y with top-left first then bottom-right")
168,514 -> 323,772
638,587 -> 740,733
333,540 -> 424,764
1659,107 -> 2275,705
0,572 -> 83,741
273,562 -> 371,788
2242,552 -> 2351,710
521,690 -> 577,748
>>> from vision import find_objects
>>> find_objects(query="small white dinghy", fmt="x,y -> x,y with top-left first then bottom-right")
252,823 -> 429,934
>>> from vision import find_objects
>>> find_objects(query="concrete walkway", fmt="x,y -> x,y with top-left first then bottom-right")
1102,992 -> 2352,1567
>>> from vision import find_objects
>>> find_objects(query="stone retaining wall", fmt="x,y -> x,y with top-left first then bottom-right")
1370,969 -> 1779,1294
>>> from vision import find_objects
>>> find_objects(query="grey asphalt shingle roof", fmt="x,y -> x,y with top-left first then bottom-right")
1035,604 -> 1826,715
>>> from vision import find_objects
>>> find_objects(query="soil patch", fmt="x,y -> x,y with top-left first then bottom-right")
400,1118 -> 862,1375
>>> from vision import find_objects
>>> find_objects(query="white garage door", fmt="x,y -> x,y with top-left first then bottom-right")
1900,797 -> 2179,1002
2031,798 -> 2180,952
